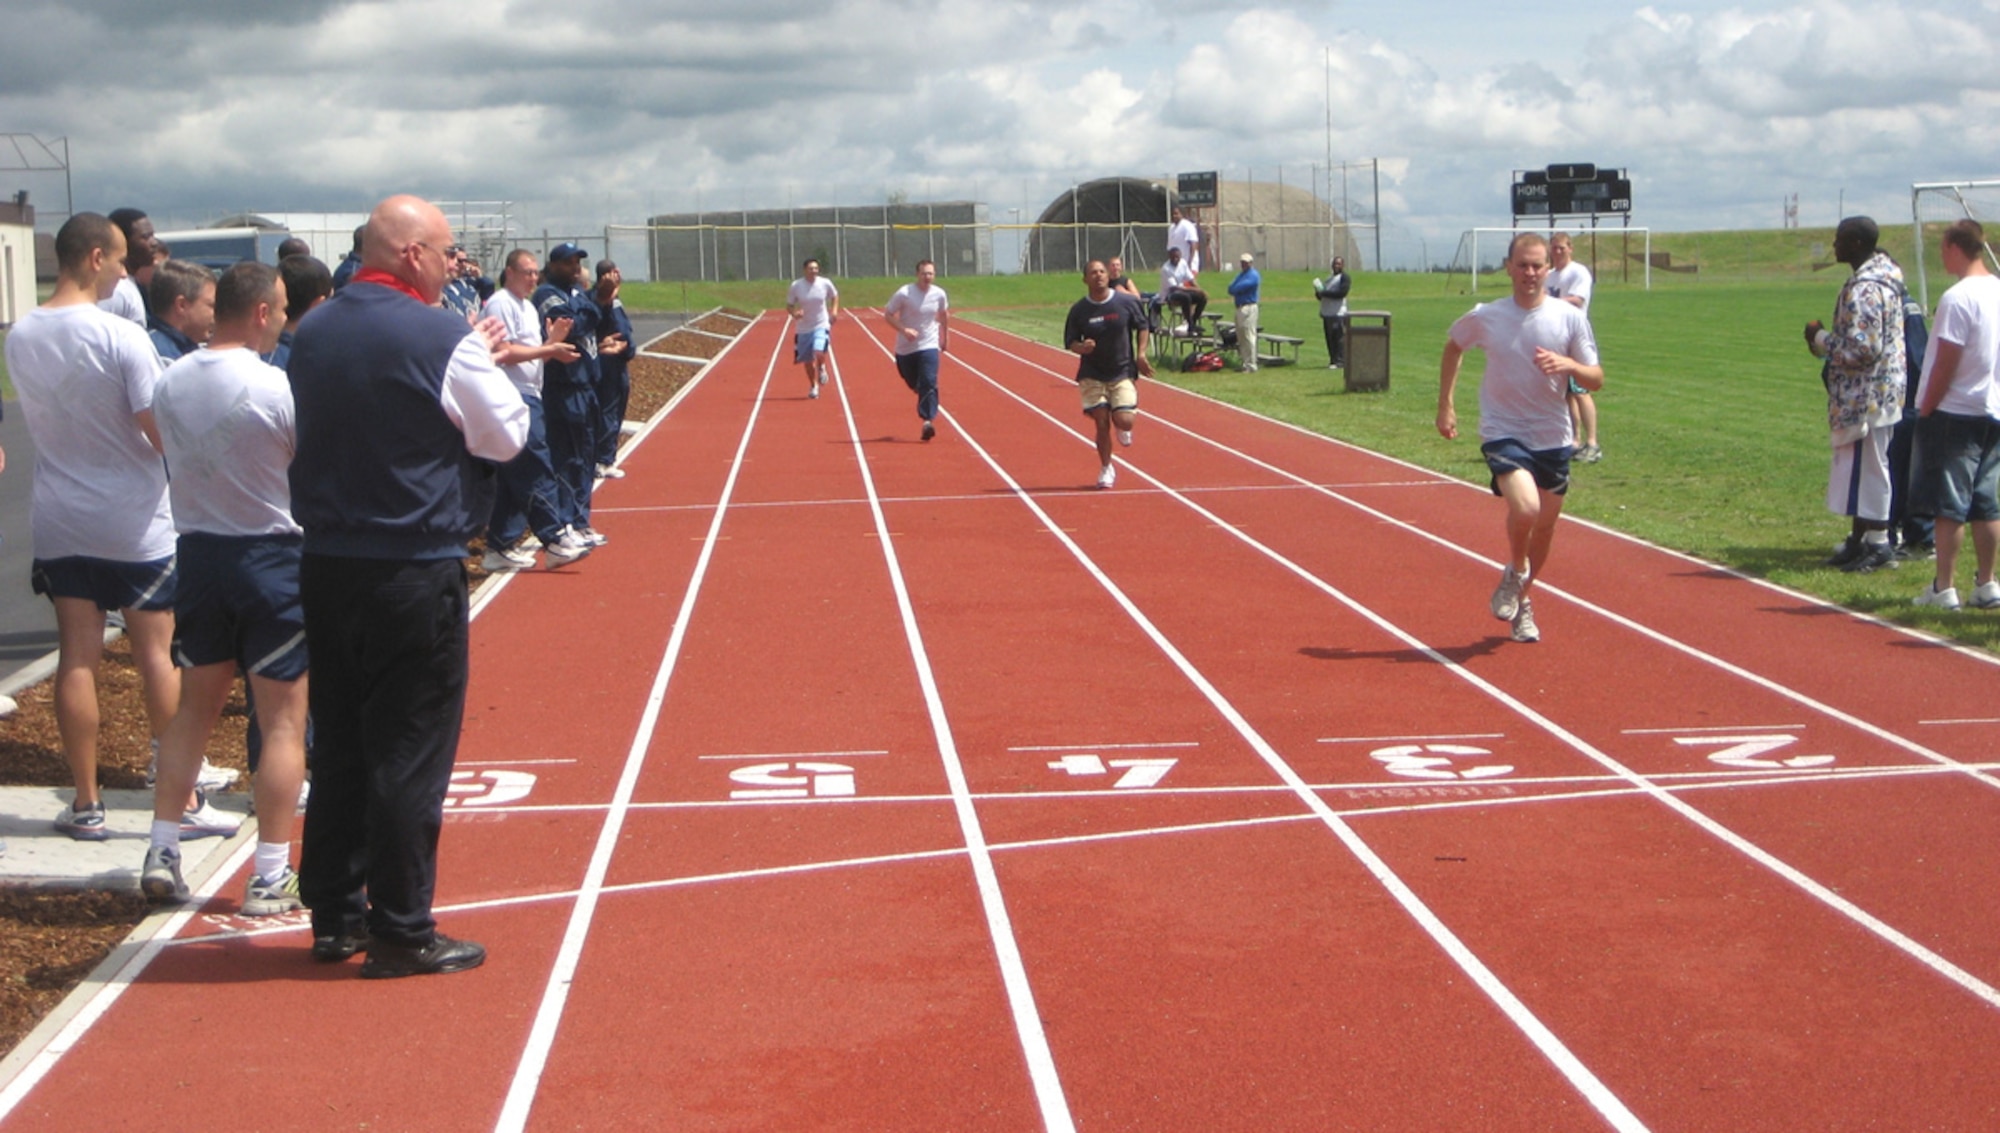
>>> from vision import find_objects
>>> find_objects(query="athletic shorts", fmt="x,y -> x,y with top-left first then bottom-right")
1482,438 -> 1571,497
1080,377 -> 1138,414
171,533 -> 308,680
1827,428 -> 1893,522
1909,411 -> 2000,524
794,326 -> 830,364
31,554 -> 176,612
1567,376 -> 1590,397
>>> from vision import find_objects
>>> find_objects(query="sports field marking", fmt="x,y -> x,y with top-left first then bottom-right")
493,316 -> 774,1133
1621,724 -> 1804,734
456,758 -> 580,766
1006,740 -> 1201,751
1921,717 -> 2000,726
859,328 -> 1653,1132
694,748 -> 891,760
954,326 -> 2000,795
943,328 -> 2000,1018
828,340 -> 1077,1133
1318,732 -> 1507,744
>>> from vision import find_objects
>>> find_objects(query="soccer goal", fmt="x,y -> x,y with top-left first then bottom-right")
1446,226 -> 1652,294
1911,180 -> 2000,308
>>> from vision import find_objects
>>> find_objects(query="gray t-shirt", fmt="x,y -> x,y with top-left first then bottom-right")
155,347 -> 301,538
4,303 -> 175,561
483,288 -> 545,398
1449,296 -> 1598,451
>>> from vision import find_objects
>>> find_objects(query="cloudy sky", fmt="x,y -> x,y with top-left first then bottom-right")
3,0 -> 1997,269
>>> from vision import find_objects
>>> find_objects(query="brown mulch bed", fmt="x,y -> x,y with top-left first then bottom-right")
649,328 -> 728,360
0,307 -> 747,1063
688,309 -> 754,336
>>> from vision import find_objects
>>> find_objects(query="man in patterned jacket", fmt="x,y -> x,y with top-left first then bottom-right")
1806,216 -> 1907,574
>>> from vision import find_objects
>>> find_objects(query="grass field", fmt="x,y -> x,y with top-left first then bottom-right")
621,224 -> 1998,656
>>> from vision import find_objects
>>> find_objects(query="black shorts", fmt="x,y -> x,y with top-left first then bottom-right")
1482,438 -> 1572,497
171,533 -> 308,680
31,554 -> 177,612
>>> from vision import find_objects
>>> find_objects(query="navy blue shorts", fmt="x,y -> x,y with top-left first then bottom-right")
171,533 -> 308,680
1482,438 -> 1572,497
1910,411 -> 2000,524
32,554 -> 176,612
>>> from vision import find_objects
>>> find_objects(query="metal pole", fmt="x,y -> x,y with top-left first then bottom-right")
1372,158 -> 1381,271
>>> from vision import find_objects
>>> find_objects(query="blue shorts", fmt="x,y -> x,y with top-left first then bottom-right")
171,533 -> 308,680
1910,411 -> 2000,524
1482,438 -> 1572,497
794,326 -> 830,364
32,554 -> 176,612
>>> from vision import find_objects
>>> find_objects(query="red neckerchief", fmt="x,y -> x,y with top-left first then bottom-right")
351,266 -> 427,304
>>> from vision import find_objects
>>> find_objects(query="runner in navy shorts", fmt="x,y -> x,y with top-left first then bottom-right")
1481,437 -> 1572,498
31,555 -> 177,612
171,533 -> 308,679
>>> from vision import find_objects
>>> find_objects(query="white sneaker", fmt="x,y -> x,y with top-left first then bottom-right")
576,526 -> 608,546
1096,464 -> 1116,489
544,537 -> 590,567
180,791 -> 242,839
1117,429 -> 1133,448
518,532 -> 544,551
1914,581 -> 1962,610
482,545 -> 537,572
1971,580 -> 2000,609
1490,565 -> 1527,622
809,386 -> 820,399
1510,598 -> 1540,643
141,845 -> 188,902
243,867 -> 303,917
0,694 -> 15,717
596,463 -> 626,480
147,741 -> 240,792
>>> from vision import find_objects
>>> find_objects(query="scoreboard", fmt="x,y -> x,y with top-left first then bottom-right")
1511,164 -> 1632,219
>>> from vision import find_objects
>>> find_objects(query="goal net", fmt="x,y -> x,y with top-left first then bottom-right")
1445,227 -> 1653,295
1911,180 -> 2000,308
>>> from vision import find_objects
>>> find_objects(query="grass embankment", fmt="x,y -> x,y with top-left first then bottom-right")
632,235 -> 1994,655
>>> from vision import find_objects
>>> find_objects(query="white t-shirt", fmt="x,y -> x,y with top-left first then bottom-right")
1547,261 -> 1593,313
884,282 -> 948,355
1920,272 -> 2000,419
1160,260 -> 1195,291
98,277 -> 147,326
786,277 -> 839,332
1449,296 -> 1599,451
483,288 -> 545,398
3,303 -> 176,561
1169,218 -> 1201,271
154,347 -> 301,538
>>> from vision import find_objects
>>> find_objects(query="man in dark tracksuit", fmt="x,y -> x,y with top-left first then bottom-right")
534,244 -> 603,539
592,260 -> 634,478
288,195 -> 527,978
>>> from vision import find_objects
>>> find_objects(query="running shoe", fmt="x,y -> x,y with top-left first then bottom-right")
1576,444 -> 1603,463
54,800 -> 109,842
921,421 -> 935,442
575,526 -> 608,547
595,463 -> 626,480
1510,598 -> 1540,643
1118,428 -> 1133,448
146,741 -> 240,793
1841,539 -> 1898,574
809,386 -> 820,399
1490,565 -> 1527,621
181,791 -> 242,839
1826,535 -> 1865,568
818,369 -> 830,386
141,845 -> 188,902
481,545 -> 537,572
544,537 -> 590,568
1973,581 -> 2000,609
1914,581 -> 1962,610
243,867 -> 303,917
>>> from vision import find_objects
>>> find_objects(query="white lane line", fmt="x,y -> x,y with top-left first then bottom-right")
834,331 -> 1076,1133
911,342 -> 1650,1132
695,749 -> 891,761
1621,724 -> 1804,735
1006,741 -> 1201,752
1317,732 -> 1506,744
1921,717 -> 2000,726
961,326 -> 2000,794
953,336 -> 2000,1018
493,316 -> 784,1133
457,758 -> 581,767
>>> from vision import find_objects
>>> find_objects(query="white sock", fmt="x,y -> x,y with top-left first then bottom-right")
254,842 -> 291,883
1862,531 -> 1889,545
150,820 -> 181,854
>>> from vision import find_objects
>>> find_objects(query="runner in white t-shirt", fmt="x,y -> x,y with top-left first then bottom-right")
3,213 -> 181,841
1547,232 -> 1602,462
882,260 -> 951,440
785,258 -> 841,397
1438,232 -> 1603,643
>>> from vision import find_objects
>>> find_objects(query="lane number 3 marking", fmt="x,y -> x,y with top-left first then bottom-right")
1368,743 -> 1514,780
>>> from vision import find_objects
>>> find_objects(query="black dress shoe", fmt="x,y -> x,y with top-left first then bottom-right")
358,933 -> 487,979
311,931 -> 371,962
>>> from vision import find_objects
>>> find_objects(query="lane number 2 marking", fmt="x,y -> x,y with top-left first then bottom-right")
1674,734 -> 1835,770
1047,754 -> 1178,789
1368,743 -> 1514,780
729,761 -> 857,799
444,769 -> 538,808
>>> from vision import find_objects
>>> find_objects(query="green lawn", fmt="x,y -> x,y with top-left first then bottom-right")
624,238 -> 1998,655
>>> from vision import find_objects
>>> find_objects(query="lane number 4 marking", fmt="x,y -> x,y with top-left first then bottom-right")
1674,734 -> 1835,770
730,761 -> 857,799
1047,754 -> 1177,789
1368,743 -> 1514,780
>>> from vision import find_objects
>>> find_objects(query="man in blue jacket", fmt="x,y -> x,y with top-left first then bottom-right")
1228,252 -> 1261,373
592,260 -> 634,479
288,194 -> 527,978
534,244 -> 605,543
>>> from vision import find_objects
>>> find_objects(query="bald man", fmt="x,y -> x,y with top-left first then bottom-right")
288,194 -> 528,978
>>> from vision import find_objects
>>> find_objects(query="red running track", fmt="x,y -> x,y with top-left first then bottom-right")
5,308 -> 2000,1131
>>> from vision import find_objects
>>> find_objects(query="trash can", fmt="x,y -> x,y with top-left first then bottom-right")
1343,311 -> 1392,392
